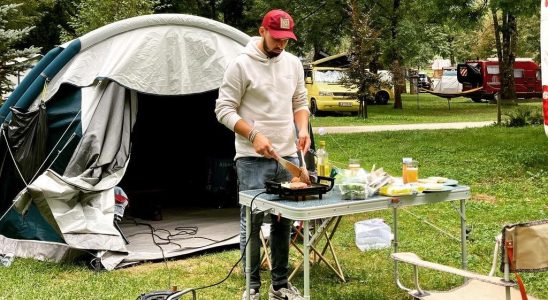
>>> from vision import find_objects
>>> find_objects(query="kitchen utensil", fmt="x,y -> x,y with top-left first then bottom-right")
264,176 -> 335,200
299,150 -> 311,185
271,151 -> 303,179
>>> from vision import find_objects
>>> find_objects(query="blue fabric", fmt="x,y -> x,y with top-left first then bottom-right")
7,40 -> 81,123
236,156 -> 298,290
45,85 -> 82,174
0,204 -> 63,243
0,47 -> 63,124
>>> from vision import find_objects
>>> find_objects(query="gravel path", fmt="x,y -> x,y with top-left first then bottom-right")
312,121 -> 494,134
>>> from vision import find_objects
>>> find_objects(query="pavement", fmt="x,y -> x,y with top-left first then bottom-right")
312,121 -> 494,134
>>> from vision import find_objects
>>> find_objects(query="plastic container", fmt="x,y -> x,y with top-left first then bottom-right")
338,183 -> 368,200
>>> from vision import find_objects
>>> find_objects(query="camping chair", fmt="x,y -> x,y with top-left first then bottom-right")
391,219 -> 548,300
288,217 -> 346,282
260,223 -> 272,270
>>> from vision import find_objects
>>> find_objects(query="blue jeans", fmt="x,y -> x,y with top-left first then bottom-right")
236,156 -> 298,290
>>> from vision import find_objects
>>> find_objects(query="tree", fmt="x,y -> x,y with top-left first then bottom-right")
490,0 -> 538,106
19,1 -> 77,53
247,0 -> 351,58
0,0 -> 60,54
61,0 -> 158,41
364,0 -> 444,109
0,3 -> 40,98
342,0 -> 381,119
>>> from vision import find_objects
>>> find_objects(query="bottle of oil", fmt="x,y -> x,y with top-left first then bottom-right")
316,140 -> 331,177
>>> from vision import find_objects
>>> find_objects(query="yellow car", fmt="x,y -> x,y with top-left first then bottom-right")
304,54 -> 394,115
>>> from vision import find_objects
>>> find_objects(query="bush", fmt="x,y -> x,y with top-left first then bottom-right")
503,106 -> 544,127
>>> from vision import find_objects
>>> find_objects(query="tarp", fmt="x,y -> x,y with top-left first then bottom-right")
0,14 -> 249,270
432,68 -> 462,94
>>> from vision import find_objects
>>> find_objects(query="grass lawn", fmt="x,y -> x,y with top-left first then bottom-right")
1,125 -> 547,299
310,93 -> 543,127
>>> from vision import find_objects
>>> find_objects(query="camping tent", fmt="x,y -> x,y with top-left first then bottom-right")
0,14 -> 249,270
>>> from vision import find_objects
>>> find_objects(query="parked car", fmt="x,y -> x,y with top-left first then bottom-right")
417,73 -> 432,90
304,53 -> 394,115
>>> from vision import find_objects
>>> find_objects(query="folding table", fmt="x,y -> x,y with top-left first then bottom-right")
240,185 -> 471,300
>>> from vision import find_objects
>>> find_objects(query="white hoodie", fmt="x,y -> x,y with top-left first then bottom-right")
215,36 -> 309,160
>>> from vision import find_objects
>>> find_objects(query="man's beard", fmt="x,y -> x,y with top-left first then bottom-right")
263,39 -> 282,58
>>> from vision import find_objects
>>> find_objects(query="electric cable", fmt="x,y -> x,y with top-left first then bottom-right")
164,191 -> 266,298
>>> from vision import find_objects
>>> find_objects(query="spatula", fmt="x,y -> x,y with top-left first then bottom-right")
271,151 -> 304,180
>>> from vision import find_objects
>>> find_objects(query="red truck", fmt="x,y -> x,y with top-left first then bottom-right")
456,58 -> 542,102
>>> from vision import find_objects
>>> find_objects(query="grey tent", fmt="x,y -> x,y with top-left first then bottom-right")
0,14 -> 249,269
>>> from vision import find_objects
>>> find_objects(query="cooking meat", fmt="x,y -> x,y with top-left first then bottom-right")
289,181 -> 309,189
290,177 -> 301,183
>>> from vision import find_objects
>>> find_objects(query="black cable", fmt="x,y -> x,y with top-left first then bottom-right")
168,191 -> 266,294
129,220 -> 173,286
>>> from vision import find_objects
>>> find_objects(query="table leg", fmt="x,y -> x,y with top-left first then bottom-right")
392,206 -> 411,292
304,220 -> 310,299
245,206 -> 251,300
460,199 -> 467,271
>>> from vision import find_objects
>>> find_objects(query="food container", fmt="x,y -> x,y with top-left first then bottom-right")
338,183 -> 369,200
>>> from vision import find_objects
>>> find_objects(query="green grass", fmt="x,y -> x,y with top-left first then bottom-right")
310,93 -> 543,126
1,126 -> 547,300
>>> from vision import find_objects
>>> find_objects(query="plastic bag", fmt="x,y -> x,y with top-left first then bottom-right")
354,218 -> 393,251
0,253 -> 14,267
7,104 -> 48,182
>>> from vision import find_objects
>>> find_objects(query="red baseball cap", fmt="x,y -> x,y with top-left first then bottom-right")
261,9 -> 297,41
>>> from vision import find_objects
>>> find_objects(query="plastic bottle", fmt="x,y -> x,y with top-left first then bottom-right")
402,157 -> 412,183
316,140 -> 331,177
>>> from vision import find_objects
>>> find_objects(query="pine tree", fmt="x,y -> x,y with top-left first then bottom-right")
0,3 -> 40,101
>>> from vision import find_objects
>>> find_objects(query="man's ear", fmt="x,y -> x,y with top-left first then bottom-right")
259,26 -> 266,37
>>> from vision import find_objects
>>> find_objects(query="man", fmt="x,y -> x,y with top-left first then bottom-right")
215,9 -> 310,300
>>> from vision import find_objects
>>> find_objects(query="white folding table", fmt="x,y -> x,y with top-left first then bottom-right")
240,185 -> 471,299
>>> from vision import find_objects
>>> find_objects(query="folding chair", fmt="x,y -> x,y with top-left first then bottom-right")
391,219 -> 548,300
260,223 -> 272,270
288,217 -> 346,282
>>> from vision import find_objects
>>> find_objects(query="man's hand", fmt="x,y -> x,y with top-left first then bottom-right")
296,128 -> 311,153
252,132 -> 276,158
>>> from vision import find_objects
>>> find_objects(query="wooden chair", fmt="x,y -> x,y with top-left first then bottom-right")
392,219 -> 547,300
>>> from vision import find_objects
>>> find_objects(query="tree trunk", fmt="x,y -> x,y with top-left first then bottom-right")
350,0 -> 368,119
448,36 -> 455,66
500,12 -> 517,104
492,7 -> 502,124
391,0 -> 403,109
492,9 -> 517,108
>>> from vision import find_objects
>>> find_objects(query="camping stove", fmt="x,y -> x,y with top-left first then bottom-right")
264,176 -> 335,201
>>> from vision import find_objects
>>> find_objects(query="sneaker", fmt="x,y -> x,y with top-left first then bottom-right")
242,288 -> 260,300
268,283 -> 304,300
